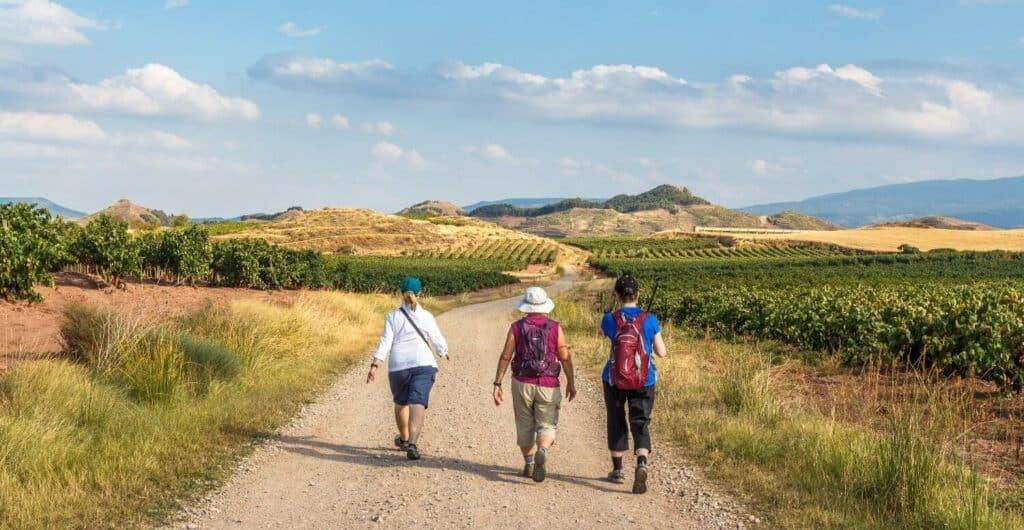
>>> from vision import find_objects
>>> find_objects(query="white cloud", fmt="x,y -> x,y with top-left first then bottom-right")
371,141 -> 403,160
0,0 -> 104,46
279,21 -> 321,38
747,157 -> 801,177
0,111 -> 104,142
250,55 -> 1024,146
463,143 -> 512,161
828,4 -> 883,19
362,120 -> 396,135
371,141 -> 425,169
113,130 -> 191,150
69,64 -> 260,120
330,114 -> 350,129
305,112 -> 322,129
164,0 -> 188,8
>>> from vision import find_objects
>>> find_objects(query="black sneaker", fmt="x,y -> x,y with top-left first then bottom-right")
607,469 -> 626,484
394,435 -> 409,451
523,462 -> 535,478
406,444 -> 421,461
532,449 -> 547,483
632,464 -> 648,494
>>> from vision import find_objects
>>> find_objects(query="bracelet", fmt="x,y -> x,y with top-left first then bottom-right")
493,382 -> 502,388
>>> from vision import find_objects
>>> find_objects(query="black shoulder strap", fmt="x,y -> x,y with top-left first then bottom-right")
399,307 -> 433,353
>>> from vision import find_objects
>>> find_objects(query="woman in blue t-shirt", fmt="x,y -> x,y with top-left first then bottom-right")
600,275 -> 668,494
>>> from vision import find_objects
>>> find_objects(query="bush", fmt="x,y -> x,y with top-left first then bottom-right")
899,243 -> 921,254
69,215 -> 140,285
0,203 -> 67,301
140,226 -> 213,285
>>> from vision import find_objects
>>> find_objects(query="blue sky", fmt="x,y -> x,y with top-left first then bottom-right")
1,0 -> 1023,217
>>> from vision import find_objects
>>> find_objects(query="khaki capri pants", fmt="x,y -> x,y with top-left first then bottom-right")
511,379 -> 562,447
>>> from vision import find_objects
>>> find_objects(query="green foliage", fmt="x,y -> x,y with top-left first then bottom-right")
139,225 -> 212,285
170,214 -> 190,228
604,184 -> 709,212
470,198 -> 605,218
899,243 -> 922,254
69,214 -> 140,285
0,203 -> 67,301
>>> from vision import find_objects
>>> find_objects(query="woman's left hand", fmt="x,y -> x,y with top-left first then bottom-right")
366,366 -> 377,384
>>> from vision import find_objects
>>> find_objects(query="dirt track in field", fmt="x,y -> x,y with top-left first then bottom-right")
171,271 -> 753,529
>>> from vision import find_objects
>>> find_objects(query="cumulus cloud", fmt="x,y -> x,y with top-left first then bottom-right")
305,112 -> 322,129
0,110 -> 104,141
828,4 -> 883,19
371,141 -> 425,169
331,114 -> 350,129
462,143 -> 511,161
164,0 -> 188,8
69,64 -> 260,120
362,120 -> 396,135
279,21 -> 321,38
0,0 -> 104,46
248,55 -> 1024,145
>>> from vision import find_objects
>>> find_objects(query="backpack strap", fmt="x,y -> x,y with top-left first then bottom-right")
399,307 -> 434,355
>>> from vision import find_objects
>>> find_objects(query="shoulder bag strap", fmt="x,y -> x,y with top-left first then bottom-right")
399,307 -> 435,355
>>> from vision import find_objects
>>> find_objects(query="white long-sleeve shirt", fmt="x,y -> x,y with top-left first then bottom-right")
371,304 -> 449,372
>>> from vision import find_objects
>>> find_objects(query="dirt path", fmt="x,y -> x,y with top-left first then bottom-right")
173,273 -> 752,529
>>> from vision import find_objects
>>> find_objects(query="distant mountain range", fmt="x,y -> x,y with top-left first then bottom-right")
743,176 -> 1024,228
0,197 -> 85,219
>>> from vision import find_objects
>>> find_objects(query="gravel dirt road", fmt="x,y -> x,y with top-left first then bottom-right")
174,273 -> 752,529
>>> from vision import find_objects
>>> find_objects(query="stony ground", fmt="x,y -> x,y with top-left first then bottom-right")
170,273 -> 756,529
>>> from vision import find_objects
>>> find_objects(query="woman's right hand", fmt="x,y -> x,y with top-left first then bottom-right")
492,385 -> 503,406
366,365 -> 377,384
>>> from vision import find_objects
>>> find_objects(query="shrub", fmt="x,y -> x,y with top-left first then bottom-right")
69,215 -> 140,285
0,203 -> 67,301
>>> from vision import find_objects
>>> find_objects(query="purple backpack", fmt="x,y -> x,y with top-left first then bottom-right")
511,318 -> 561,379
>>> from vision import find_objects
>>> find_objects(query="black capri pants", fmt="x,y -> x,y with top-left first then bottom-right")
603,381 -> 656,452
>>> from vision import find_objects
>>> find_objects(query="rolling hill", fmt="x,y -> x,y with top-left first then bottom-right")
398,201 -> 466,217
469,184 -> 836,237
83,199 -> 173,228
464,197 -> 605,212
743,176 -> 1024,228
214,207 -> 562,257
0,197 -> 85,218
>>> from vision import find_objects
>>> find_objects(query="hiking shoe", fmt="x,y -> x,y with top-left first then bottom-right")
607,469 -> 626,484
406,444 -> 421,461
632,464 -> 648,494
394,435 -> 409,451
523,462 -> 535,478
532,449 -> 547,483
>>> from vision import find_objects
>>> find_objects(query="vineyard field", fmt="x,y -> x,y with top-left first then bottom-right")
410,239 -> 559,265
587,239 -> 1024,388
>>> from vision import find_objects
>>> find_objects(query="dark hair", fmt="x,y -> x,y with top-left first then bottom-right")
614,275 -> 639,302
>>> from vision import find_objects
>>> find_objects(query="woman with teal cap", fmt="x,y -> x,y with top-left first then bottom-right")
367,276 -> 450,460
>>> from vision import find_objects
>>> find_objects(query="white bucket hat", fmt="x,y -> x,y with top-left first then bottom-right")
517,286 -> 555,314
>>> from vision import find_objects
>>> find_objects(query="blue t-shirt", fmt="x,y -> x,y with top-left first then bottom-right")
602,307 -> 660,387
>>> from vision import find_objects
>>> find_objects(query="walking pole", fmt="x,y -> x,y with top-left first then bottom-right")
645,277 -> 663,314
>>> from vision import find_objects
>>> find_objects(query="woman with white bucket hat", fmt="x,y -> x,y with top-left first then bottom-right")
491,286 -> 577,482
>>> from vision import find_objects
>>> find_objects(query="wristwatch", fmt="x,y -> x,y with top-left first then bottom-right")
493,382 -> 502,388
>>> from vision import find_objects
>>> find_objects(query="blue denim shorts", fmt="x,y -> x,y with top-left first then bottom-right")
388,366 -> 438,408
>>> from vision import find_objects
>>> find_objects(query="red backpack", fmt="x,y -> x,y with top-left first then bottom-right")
610,311 -> 650,390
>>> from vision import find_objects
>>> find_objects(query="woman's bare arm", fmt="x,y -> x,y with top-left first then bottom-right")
492,330 -> 516,406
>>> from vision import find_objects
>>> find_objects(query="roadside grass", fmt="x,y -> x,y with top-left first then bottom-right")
0,291 -> 392,529
552,286 -> 1023,529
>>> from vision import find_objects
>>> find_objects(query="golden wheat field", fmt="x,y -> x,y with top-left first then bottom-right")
726,226 -> 1024,252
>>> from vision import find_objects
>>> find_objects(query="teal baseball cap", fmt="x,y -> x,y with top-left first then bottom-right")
400,277 -> 422,295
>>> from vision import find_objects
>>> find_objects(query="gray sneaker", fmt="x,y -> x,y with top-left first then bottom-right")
533,449 -> 547,483
523,462 -> 535,478
632,464 -> 649,494
608,469 -> 626,484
